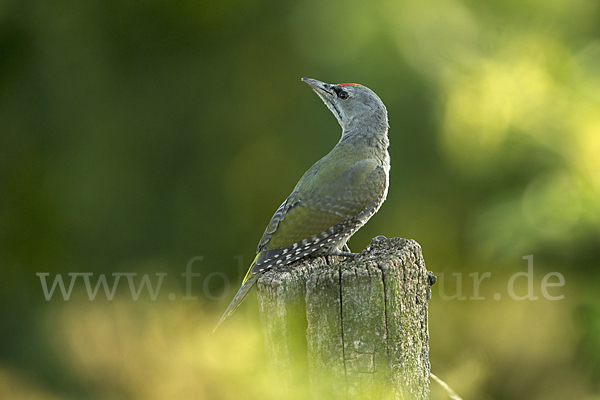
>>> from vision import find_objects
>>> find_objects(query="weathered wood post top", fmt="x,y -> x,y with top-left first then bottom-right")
256,237 -> 436,400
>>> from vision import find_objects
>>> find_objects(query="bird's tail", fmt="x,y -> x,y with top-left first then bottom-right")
213,256 -> 261,332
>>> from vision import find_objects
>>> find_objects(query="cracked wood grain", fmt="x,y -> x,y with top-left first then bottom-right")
257,237 -> 434,400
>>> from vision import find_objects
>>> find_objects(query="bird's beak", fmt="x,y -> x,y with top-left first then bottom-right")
302,78 -> 333,96
302,78 -> 343,127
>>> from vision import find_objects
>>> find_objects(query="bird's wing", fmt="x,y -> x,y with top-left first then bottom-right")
256,158 -> 385,253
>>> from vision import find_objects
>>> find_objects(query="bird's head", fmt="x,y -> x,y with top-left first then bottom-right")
302,78 -> 388,135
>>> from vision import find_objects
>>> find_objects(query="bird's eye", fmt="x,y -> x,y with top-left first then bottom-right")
337,90 -> 348,100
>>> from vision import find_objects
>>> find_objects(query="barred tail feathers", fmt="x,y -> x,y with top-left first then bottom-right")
249,216 -> 359,274
213,253 -> 262,332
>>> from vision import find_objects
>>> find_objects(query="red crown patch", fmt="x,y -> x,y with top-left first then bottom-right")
336,83 -> 361,87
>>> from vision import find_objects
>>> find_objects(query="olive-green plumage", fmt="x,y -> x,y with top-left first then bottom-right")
214,78 -> 390,331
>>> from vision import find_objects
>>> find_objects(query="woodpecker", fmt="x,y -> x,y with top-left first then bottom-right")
214,78 -> 390,331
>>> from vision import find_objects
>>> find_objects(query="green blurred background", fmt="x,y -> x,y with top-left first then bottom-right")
1,0 -> 600,398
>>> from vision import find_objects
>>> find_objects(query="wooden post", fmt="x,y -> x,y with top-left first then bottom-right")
256,237 -> 435,400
